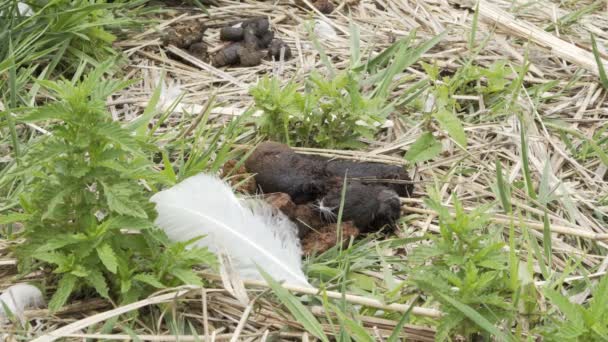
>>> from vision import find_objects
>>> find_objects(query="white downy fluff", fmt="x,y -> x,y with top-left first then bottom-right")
150,174 -> 310,287
0,284 -> 44,323
313,20 -> 338,41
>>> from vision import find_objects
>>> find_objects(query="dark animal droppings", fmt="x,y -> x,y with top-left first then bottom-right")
241,17 -> 270,36
238,47 -> 265,67
257,31 -> 275,49
213,43 -> 242,67
313,0 -> 334,14
215,17 -> 291,67
220,26 -> 244,41
268,39 -> 292,61
188,42 -> 208,59
245,142 -> 412,233
319,182 -> 401,233
245,142 -> 326,204
324,160 -> 413,197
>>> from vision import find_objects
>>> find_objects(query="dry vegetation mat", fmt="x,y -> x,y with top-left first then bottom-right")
1,0 -> 607,340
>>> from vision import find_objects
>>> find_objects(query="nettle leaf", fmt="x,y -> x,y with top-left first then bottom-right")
106,216 -> 155,231
544,288 -> 584,325
34,252 -> 70,267
87,268 -> 110,299
0,212 -> 31,224
49,274 -> 77,313
19,102 -> 70,122
434,108 -> 467,147
96,243 -> 118,274
102,183 -> 147,218
36,234 -> 87,252
405,132 -> 442,163
182,247 -> 217,265
95,121 -> 141,153
169,268 -> 203,286
41,188 -> 69,221
133,273 -> 165,288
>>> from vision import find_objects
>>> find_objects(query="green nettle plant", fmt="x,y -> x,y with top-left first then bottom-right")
250,71 -> 389,149
408,194 -> 515,341
538,275 -> 608,341
14,63 -> 215,311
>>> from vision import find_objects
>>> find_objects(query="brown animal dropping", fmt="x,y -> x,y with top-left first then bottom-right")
214,17 -> 291,67
245,142 -> 413,234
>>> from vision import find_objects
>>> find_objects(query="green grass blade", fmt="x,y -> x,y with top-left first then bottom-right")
387,295 -> 419,342
257,268 -> 329,342
495,160 -> 512,214
332,306 -> 373,342
519,120 -> 537,199
469,1 -> 480,50
373,31 -> 446,100
542,211 -> 553,274
6,38 -> 20,164
437,293 -> 513,342
349,19 -> 360,68
590,33 -> 608,90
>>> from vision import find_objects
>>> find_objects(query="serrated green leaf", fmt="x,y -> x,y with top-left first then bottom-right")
589,275 -> 608,319
87,269 -> 110,299
41,188 -> 68,221
405,132 -> 442,163
36,234 -> 87,252
434,108 -> 467,147
435,312 -> 464,342
121,278 -> 132,294
0,212 -> 31,224
49,274 -> 77,312
169,268 -> 203,286
34,252 -> 69,267
258,267 -> 329,342
133,273 -> 166,288
96,243 -> 118,274
437,293 -> 513,342
102,183 -> 147,218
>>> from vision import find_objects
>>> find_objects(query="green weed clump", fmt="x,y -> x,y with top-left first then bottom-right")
251,27 -> 445,149
11,63 -> 215,311
538,275 -> 608,341
250,72 -> 389,149
408,194 -> 515,341
0,0 -> 143,74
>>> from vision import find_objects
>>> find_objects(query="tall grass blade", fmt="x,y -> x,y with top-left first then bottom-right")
495,160 -> 512,214
258,268 -> 329,342
542,212 -> 553,273
349,19 -> 360,67
386,295 -> 419,342
590,33 -> 608,90
373,31 -> 445,100
519,120 -> 537,199
437,293 -> 513,342
469,1 -> 480,50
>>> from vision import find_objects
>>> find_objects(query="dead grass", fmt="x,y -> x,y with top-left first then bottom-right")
1,0 -> 607,340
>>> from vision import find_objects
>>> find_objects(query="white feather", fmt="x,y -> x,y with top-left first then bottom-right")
0,284 -> 45,323
150,174 -> 310,287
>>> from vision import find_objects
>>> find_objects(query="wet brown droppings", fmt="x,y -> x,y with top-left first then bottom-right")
162,21 -> 206,49
268,39 -> 292,61
313,0 -> 335,14
301,221 -> 359,255
245,142 -> 413,234
214,17 -> 292,67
